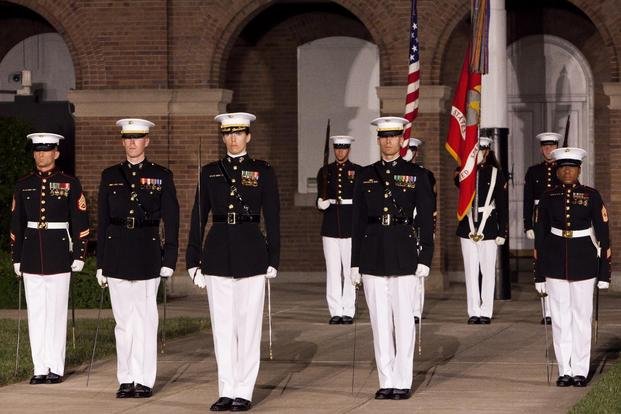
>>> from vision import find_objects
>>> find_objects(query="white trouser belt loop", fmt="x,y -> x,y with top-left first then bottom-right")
27,221 -> 69,230
329,199 -> 353,205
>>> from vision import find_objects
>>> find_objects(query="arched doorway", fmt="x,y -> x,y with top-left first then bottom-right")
507,34 -> 594,250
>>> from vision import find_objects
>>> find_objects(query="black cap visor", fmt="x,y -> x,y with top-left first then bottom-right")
32,143 -> 58,151
122,133 -> 148,139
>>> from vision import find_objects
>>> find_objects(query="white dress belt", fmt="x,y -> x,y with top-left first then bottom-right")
550,227 -> 592,238
476,205 -> 495,213
27,221 -> 69,230
329,199 -> 353,205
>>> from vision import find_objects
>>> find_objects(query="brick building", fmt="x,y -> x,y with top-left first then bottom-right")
1,0 -> 620,292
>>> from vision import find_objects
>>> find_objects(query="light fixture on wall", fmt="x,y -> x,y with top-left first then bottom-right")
16,69 -> 32,95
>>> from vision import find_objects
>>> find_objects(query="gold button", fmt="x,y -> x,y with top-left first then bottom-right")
386,170 -> 390,174
232,179 -> 236,183
41,192 -> 45,197
566,214 -> 570,218
385,181 -> 390,186
129,210 -> 134,214
383,207 -> 388,212
132,172 -> 136,176
131,184 -> 135,188
547,184 -> 551,187
41,200 -> 46,204
41,185 -> 46,190
42,179 -> 47,183
384,194 -> 388,198
229,204 -> 234,209
41,208 -> 45,212
233,166 -> 237,170
41,216 -> 46,220
566,206 -> 570,210
230,192 -> 234,196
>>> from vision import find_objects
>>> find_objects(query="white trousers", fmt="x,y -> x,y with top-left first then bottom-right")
460,238 -> 497,318
108,277 -> 160,388
322,237 -> 356,317
23,272 -> 70,376
547,277 -> 595,377
412,276 -> 425,318
205,275 -> 266,401
363,274 -> 416,389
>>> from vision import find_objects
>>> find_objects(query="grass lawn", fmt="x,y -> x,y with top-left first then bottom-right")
0,317 -> 208,386
570,360 -> 621,413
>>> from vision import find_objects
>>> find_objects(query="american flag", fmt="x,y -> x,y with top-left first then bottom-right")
400,0 -> 420,159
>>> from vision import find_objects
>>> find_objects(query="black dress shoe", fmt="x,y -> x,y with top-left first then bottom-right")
414,316 -> 420,324
556,375 -> 574,387
572,375 -> 588,387
479,317 -> 491,324
391,388 -> 412,400
341,316 -> 354,324
29,375 -> 47,385
329,316 -> 343,324
210,397 -> 234,411
134,384 -> 152,398
46,372 -> 63,384
540,317 -> 552,325
116,383 -> 135,398
374,388 -> 394,400
230,398 -> 252,411
467,316 -> 480,325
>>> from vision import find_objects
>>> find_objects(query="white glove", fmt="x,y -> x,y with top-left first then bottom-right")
160,266 -> 174,278
526,229 -> 535,240
317,198 -> 331,210
350,267 -> 361,286
535,282 -> 546,295
597,281 -> 610,290
71,260 -> 85,272
266,266 -> 277,279
495,237 -> 505,246
415,264 -> 430,278
188,267 -> 207,289
96,268 -> 108,288
13,263 -> 20,277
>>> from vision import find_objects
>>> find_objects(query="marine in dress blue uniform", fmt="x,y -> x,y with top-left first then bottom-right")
534,147 -> 611,387
408,138 -> 437,323
350,117 -> 434,401
96,119 -> 180,398
455,137 -> 508,325
316,135 -> 361,324
186,112 -> 280,412
524,132 -> 561,323
10,133 -> 89,384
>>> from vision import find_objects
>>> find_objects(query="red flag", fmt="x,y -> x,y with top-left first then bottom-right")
400,0 -> 420,159
445,45 -> 481,221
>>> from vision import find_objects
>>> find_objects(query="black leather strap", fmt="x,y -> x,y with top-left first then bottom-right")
368,215 -> 413,226
110,217 -> 159,228
212,214 -> 260,224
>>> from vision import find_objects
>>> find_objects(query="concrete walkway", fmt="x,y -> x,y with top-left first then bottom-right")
0,276 -> 619,413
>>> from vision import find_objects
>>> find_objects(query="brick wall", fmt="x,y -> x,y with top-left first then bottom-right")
3,0 -> 621,279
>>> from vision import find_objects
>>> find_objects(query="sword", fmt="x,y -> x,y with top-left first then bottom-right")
351,282 -> 360,394
70,271 -> 76,349
539,292 -> 551,385
87,286 -> 106,386
267,278 -> 273,360
418,277 -> 424,356
15,274 -> 23,376
161,278 -> 167,353
594,286 -> 599,344
320,119 -> 331,199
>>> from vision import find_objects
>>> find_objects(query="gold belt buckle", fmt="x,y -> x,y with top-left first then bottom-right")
227,212 -> 237,224
38,221 -> 48,230
381,214 -> 391,226
126,217 -> 135,229
469,233 -> 483,242
563,230 -> 573,238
